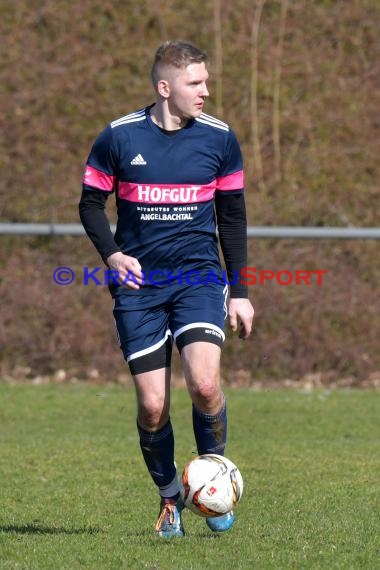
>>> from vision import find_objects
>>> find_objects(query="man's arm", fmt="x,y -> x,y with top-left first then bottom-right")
215,192 -> 248,298
78,188 -> 121,261
78,189 -> 143,289
215,192 -> 254,338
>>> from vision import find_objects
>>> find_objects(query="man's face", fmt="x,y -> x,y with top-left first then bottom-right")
166,62 -> 209,119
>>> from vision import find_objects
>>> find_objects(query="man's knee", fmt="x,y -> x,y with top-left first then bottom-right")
137,400 -> 169,431
134,370 -> 171,431
190,377 -> 223,411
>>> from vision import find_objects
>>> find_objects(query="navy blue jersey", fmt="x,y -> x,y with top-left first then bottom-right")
82,105 -> 244,278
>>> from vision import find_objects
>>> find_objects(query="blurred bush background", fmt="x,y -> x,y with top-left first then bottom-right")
0,0 -> 379,385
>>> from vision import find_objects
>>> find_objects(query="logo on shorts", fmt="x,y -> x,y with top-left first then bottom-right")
205,329 -> 222,339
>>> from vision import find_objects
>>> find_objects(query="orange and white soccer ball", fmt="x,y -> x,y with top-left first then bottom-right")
180,454 -> 243,517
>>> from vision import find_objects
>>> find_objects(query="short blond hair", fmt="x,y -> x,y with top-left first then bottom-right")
151,41 -> 208,86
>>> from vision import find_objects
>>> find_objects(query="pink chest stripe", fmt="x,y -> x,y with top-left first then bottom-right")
118,181 -> 217,204
83,165 -> 115,191
216,170 -> 244,191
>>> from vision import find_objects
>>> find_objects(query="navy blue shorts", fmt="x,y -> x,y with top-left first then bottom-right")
113,282 -> 228,374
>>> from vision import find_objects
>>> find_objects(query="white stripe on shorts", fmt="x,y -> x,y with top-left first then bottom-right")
173,322 -> 225,342
127,329 -> 171,362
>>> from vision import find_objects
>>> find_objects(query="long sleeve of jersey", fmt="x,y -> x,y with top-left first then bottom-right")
215,192 -> 248,298
78,189 -> 121,262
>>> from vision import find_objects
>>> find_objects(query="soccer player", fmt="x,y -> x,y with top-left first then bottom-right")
79,40 -> 254,537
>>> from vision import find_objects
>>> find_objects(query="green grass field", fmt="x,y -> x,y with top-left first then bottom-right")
0,384 -> 379,569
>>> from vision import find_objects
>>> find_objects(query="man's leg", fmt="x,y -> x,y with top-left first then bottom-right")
132,366 -> 184,537
114,292 -> 184,537
133,366 -> 179,500
180,341 -> 234,532
180,342 -> 227,455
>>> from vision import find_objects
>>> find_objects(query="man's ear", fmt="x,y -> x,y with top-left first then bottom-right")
157,79 -> 170,99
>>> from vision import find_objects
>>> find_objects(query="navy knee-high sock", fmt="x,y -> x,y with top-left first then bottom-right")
192,399 -> 227,456
137,418 -> 179,499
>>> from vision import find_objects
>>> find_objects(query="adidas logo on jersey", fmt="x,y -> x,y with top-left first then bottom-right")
130,154 -> 147,165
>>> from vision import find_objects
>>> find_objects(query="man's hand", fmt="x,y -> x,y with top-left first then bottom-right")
106,252 -> 143,290
228,298 -> 254,339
